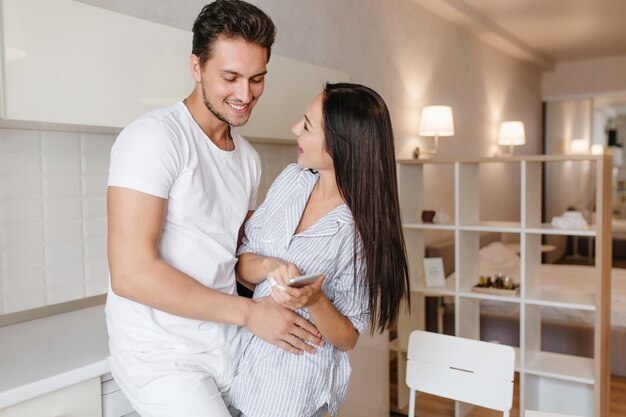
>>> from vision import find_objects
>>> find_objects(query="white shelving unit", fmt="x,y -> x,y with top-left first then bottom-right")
393,155 -> 612,417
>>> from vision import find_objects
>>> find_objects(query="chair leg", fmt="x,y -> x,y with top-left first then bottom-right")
408,389 -> 416,417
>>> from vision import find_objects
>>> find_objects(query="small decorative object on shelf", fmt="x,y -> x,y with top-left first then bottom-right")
413,146 -> 420,159
423,257 -> 445,287
421,209 -> 435,223
551,210 -> 588,229
472,273 -> 520,295
433,208 -> 451,224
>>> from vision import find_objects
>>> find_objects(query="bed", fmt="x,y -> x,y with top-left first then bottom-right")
425,238 -> 626,377
613,217 -> 626,240
613,218 -> 626,261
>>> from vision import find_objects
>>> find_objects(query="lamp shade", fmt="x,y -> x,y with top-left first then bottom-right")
419,106 -> 454,137
570,139 -> 589,154
591,144 -> 604,155
498,121 -> 525,146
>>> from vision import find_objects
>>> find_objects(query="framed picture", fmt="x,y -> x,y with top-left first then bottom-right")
423,257 -> 445,287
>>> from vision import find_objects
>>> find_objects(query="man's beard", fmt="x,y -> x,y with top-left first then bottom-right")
201,83 -> 253,128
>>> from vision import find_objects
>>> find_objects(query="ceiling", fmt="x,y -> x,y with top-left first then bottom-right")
413,0 -> 626,69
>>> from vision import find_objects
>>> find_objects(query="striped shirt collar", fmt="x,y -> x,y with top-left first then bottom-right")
289,167 -> 353,238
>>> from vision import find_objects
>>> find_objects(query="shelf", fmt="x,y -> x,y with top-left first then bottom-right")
402,222 -> 598,235
458,291 -> 521,303
412,278 -> 456,296
397,155 -> 603,165
394,154 -> 611,417
525,290 -> 595,311
458,221 -> 521,232
402,221 -> 598,235
525,350 -> 595,384
525,223 -> 597,236
402,223 -> 456,231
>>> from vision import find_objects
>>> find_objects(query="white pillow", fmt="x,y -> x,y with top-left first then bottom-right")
479,241 -> 519,264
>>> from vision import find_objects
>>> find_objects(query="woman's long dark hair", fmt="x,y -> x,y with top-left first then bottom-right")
322,82 -> 410,333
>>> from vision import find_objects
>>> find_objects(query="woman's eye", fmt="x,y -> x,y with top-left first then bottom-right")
303,121 -> 309,131
224,78 -> 236,82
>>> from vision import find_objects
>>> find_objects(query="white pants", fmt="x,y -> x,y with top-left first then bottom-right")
108,339 -> 240,417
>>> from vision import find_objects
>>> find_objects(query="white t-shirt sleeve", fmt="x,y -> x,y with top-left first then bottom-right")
108,119 -> 182,199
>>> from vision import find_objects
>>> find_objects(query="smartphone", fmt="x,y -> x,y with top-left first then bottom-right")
286,273 -> 323,288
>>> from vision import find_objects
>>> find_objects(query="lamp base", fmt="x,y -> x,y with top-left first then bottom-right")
418,134 -> 440,157
500,144 -> 515,157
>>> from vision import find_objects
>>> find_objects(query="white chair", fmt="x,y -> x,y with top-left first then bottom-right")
525,411 -> 583,417
405,330 -> 515,417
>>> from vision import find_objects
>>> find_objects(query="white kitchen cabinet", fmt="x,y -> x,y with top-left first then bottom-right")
0,377 -> 101,417
394,155 -> 612,417
0,0 -> 192,130
0,0 -> 349,139
101,373 -> 138,417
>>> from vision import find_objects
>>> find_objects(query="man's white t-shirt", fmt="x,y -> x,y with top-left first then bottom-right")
106,101 -> 261,353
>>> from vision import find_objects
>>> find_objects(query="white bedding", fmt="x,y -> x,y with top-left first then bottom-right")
480,264 -> 626,328
446,242 -> 626,328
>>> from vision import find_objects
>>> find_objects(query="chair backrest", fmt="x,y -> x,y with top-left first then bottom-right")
406,330 -> 515,415
525,411 -> 583,417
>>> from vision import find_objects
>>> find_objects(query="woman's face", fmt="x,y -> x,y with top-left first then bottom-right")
291,93 -> 334,172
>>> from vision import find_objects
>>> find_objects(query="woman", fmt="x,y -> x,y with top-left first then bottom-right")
229,82 -> 410,417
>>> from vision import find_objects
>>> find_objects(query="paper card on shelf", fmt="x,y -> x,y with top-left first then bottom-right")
423,257 -> 445,287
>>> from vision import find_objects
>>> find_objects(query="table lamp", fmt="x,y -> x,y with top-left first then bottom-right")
498,121 -> 525,156
419,105 -> 454,155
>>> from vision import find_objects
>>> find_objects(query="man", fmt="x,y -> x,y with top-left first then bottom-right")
105,1 -> 321,416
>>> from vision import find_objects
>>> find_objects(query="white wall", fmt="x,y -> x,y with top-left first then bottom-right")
543,100 -> 594,262
0,129 -> 114,313
77,0 -> 543,236
0,128 -> 294,315
542,54 -> 626,98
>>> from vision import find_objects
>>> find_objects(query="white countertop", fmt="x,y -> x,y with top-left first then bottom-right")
0,304 -> 110,408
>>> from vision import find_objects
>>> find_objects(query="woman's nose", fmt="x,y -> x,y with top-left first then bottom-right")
291,120 -> 302,136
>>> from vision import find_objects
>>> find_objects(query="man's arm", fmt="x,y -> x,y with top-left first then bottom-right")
271,279 -> 360,351
107,186 -> 321,353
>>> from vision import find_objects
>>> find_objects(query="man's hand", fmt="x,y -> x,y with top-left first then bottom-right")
244,296 -> 323,354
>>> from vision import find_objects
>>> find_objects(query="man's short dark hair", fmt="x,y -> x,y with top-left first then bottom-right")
192,0 -> 276,66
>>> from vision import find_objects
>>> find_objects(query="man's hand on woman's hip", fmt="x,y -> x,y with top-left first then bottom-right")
244,296 -> 323,354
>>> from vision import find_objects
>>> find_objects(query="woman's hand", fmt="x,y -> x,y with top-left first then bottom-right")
260,258 -> 326,310
270,275 -> 326,310
262,257 -> 302,283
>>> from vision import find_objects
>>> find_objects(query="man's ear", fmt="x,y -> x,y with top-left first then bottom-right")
189,54 -> 202,82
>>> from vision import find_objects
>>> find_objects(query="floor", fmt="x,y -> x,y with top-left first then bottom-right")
389,351 -> 626,417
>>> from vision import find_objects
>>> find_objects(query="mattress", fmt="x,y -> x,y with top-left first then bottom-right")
478,264 -> 626,328
444,241 -> 626,329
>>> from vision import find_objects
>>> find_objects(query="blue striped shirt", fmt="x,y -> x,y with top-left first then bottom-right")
230,163 -> 369,417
